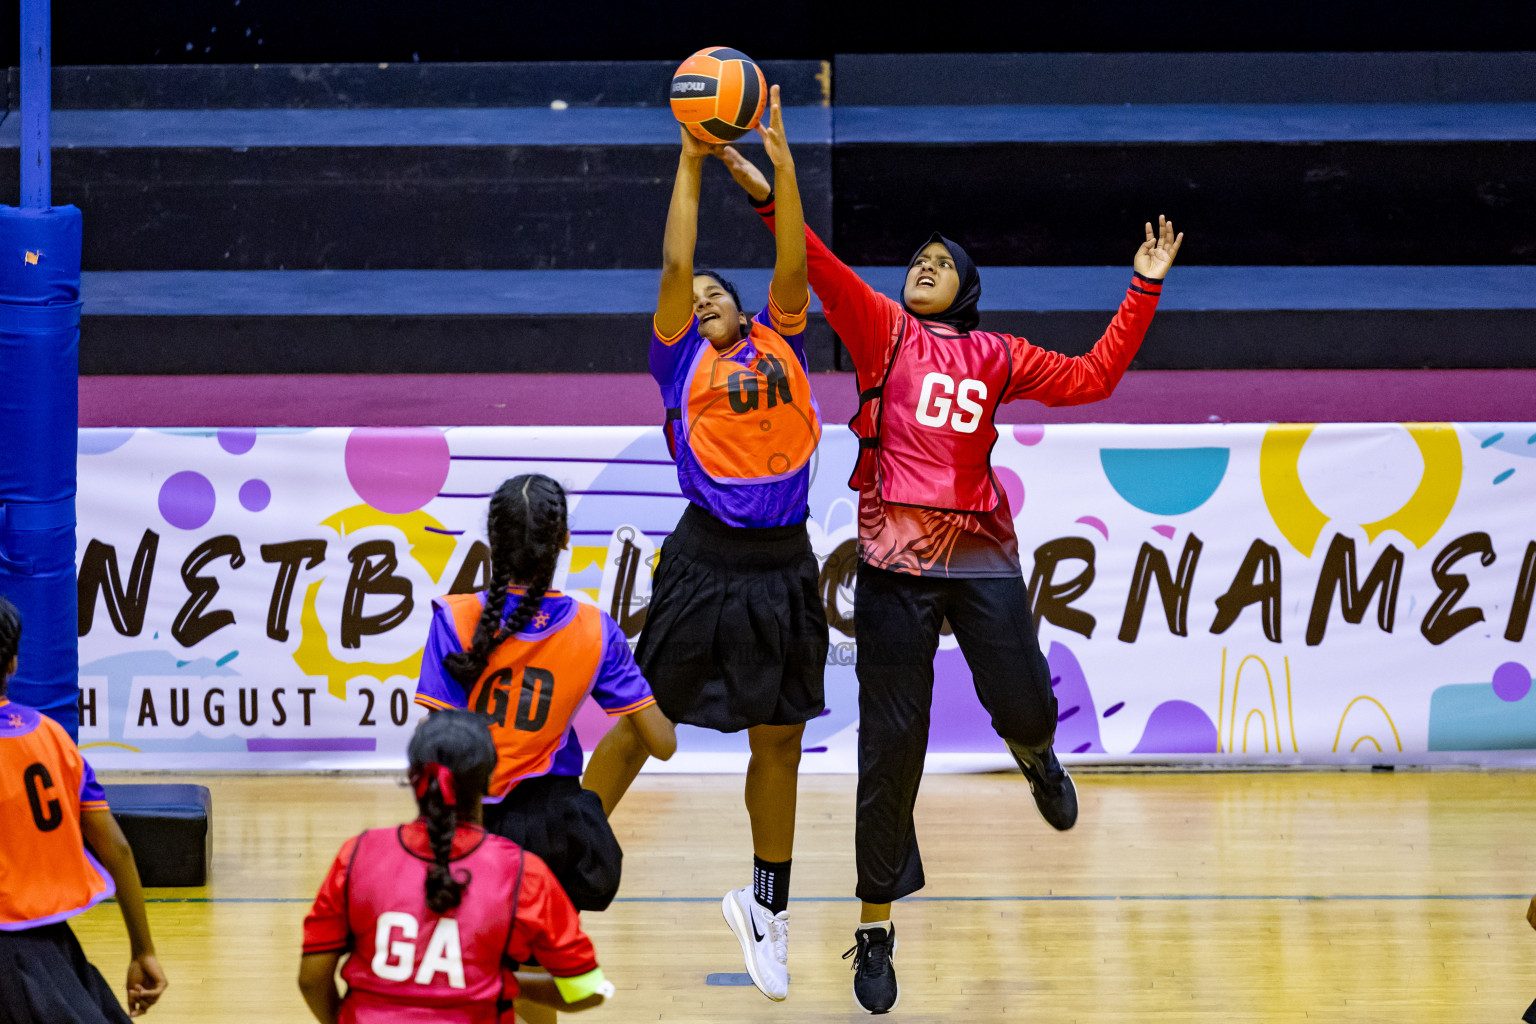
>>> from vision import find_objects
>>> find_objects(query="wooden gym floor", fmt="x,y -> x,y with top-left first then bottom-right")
74,769 -> 1536,1023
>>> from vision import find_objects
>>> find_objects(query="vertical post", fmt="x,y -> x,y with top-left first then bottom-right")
2,0 -> 82,737
19,0 -> 51,209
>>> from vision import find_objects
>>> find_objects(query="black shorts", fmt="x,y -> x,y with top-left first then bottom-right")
636,502 -> 828,733
482,773 -> 622,912
0,922 -> 130,1024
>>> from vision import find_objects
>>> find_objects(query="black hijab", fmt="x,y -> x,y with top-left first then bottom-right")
901,232 -> 981,334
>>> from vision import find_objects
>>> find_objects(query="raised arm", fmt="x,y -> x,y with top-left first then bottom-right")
717,146 -> 900,379
754,85 -> 808,317
1005,217 -> 1182,406
655,129 -> 716,340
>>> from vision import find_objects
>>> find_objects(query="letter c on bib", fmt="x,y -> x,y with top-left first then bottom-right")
916,372 -> 955,427
372,912 -> 419,981
952,379 -> 987,434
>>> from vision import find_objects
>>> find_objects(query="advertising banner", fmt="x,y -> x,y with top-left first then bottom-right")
72,422 -> 1535,771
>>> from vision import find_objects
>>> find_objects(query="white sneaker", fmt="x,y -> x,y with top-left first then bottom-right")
721,887 -> 789,1000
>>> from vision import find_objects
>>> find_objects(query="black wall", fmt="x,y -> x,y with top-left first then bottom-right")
15,0 -> 1536,66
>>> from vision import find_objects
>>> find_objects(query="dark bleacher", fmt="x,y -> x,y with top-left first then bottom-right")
73,266 -> 1536,374
833,53 -> 1536,268
4,62 -> 830,272
75,268 -> 846,373
833,53 -> 1536,372
0,61 -> 847,370
3,54 -> 1535,383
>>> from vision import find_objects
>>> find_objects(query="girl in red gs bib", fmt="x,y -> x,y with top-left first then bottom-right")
414,474 -> 676,912
300,710 -> 614,1024
717,144 -> 1183,1012
0,595 -> 167,1023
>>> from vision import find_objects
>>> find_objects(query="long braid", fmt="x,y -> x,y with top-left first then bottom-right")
407,710 -> 497,915
443,475 -> 568,687
421,774 -> 463,913
443,558 -> 514,686
497,476 -> 566,641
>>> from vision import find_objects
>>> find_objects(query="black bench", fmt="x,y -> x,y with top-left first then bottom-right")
102,784 -> 212,887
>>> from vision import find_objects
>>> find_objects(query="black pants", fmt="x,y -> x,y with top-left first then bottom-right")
854,561 -> 1058,904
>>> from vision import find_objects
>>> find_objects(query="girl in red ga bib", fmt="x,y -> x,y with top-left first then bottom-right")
300,710 -> 614,1024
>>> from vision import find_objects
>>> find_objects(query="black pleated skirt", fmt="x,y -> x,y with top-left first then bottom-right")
0,922 -> 130,1024
482,773 -> 622,912
636,503 -> 828,733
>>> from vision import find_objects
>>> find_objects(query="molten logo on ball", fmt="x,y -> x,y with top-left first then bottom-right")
669,46 -> 767,145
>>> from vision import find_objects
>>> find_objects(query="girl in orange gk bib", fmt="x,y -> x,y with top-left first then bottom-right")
0,595 -> 167,1022
300,710 -> 615,1024
605,84 -> 828,1002
414,474 -> 676,913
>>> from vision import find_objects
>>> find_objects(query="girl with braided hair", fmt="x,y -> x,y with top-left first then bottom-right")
412,474 -> 675,912
300,710 -> 614,1023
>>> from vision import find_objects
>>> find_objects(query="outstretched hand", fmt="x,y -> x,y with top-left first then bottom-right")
1134,215 -> 1183,280
715,145 -> 772,203
756,84 -> 792,168
679,124 -> 718,160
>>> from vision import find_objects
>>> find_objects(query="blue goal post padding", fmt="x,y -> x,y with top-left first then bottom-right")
0,204 -> 83,738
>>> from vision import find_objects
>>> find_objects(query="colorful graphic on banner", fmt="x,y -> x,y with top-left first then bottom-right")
70,423 -> 1536,771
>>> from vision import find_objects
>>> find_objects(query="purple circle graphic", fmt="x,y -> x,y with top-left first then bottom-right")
1013,424 -> 1045,446
1492,661 -> 1532,703
158,471 -> 216,530
218,429 -> 257,455
239,479 -> 272,512
344,428 -> 451,514
994,466 -> 1025,515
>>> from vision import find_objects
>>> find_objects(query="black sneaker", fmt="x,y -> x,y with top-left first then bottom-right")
844,924 -> 899,1014
1010,742 -> 1079,831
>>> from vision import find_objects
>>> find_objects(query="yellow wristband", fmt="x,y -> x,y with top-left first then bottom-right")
553,967 -> 610,1003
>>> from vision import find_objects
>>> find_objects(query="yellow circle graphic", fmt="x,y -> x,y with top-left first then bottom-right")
1258,424 -> 1462,556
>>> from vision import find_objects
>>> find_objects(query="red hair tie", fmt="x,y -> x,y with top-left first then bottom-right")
412,762 -> 458,807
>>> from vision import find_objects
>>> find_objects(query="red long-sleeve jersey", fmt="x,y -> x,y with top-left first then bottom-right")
756,203 -> 1162,577
303,823 -> 604,1023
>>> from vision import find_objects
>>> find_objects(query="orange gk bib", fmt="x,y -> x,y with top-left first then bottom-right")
678,322 -> 821,485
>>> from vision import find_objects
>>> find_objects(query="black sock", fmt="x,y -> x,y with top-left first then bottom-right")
752,856 -> 791,914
